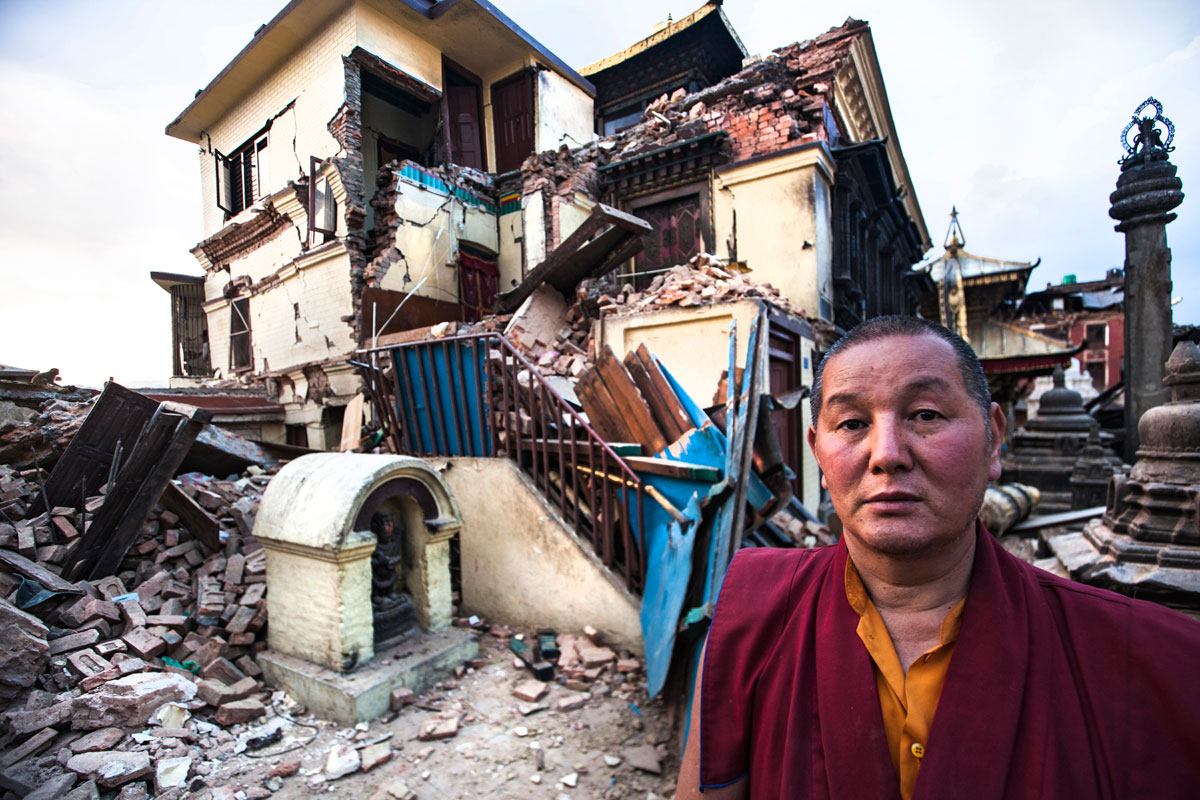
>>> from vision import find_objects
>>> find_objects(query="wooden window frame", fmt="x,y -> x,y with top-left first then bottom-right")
490,68 -> 536,174
216,127 -> 269,218
624,181 -> 712,286
308,156 -> 337,244
229,296 -> 252,374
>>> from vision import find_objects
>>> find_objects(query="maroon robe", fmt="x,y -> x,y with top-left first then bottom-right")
700,526 -> 1200,798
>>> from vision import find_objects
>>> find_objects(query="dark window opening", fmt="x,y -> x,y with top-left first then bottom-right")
216,129 -> 269,218
602,103 -> 643,136
444,61 -> 486,171
230,297 -> 252,372
323,406 -> 346,452
1085,323 -> 1107,347
362,71 -> 438,170
1086,360 -> 1107,391
286,423 -> 309,448
491,70 -> 534,174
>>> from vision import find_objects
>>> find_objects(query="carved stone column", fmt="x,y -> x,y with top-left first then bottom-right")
1109,98 -> 1184,459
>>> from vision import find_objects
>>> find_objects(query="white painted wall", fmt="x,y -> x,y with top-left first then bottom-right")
536,69 -> 594,153
378,177 -> 500,305
198,5 -> 355,238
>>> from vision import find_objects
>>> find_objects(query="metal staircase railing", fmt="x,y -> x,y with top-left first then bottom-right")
357,334 -> 645,594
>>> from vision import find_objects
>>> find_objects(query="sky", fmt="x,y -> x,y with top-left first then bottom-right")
0,0 -> 1196,388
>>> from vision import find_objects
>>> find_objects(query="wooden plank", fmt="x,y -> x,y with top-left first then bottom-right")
624,456 -> 721,483
64,403 -> 212,581
496,203 -> 653,313
594,346 -> 666,454
574,370 -> 634,444
634,345 -> 694,436
34,382 -> 159,514
160,482 -> 220,554
0,549 -> 82,594
623,350 -> 688,443
517,439 -> 643,459
339,394 -> 366,452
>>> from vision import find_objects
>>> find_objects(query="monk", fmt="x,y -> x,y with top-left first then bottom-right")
677,315 -> 1200,799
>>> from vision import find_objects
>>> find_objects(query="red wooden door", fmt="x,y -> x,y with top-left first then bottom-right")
447,83 -> 483,170
492,72 -> 534,174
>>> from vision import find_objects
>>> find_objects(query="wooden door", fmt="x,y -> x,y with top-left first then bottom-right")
492,71 -> 534,174
633,193 -> 702,284
768,321 -> 804,499
447,82 -> 483,170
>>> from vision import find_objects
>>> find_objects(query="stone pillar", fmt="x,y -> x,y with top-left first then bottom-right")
1108,98 -> 1184,460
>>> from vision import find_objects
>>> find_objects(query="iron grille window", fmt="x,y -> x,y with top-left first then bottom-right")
230,297 -> 252,372
216,131 -> 269,217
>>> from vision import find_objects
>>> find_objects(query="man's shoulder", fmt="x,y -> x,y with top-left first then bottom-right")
717,545 -> 839,619
727,544 -> 837,587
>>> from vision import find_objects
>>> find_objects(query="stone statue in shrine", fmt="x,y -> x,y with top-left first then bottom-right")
370,511 -> 417,646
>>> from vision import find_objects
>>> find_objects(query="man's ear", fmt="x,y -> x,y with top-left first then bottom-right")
987,402 -> 1006,481
808,425 -> 828,489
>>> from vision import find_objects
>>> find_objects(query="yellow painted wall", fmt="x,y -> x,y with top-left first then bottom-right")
497,210 -> 524,293
442,457 -> 643,653
355,0 -> 444,91
202,250 -> 355,379
600,301 -> 762,404
713,146 -> 836,321
198,5 -> 356,238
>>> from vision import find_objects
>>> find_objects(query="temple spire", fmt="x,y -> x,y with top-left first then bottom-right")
944,206 -> 966,252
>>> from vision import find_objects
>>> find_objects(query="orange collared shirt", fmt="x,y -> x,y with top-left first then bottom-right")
845,557 -> 966,800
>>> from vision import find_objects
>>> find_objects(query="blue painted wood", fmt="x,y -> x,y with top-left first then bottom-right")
638,479 -> 704,698
392,342 -> 493,457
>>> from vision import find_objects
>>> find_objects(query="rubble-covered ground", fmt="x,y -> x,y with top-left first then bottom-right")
0,395 -> 678,799
191,632 -> 676,800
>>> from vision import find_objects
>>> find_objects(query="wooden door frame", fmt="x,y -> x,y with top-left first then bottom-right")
490,68 -> 536,174
441,56 -> 488,171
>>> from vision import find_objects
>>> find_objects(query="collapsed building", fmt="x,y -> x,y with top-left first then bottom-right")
151,0 -> 930,466
134,0 -> 938,763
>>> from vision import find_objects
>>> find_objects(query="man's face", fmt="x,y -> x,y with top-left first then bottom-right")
806,334 -> 1005,560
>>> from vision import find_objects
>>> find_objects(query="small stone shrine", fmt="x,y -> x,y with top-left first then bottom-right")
1003,367 -> 1122,514
250,453 -> 478,721
1056,342 -> 1200,613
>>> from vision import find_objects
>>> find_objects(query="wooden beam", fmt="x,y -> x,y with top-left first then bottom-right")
0,549 -> 81,595
160,482 -> 221,554
593,346 -> 666,454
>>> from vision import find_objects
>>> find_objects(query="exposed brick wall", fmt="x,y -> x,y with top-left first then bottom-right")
516,19 -> 868,243
329,55 -> 371,348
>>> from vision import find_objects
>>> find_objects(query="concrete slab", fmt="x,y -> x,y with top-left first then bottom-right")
257,628 -> 479,724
